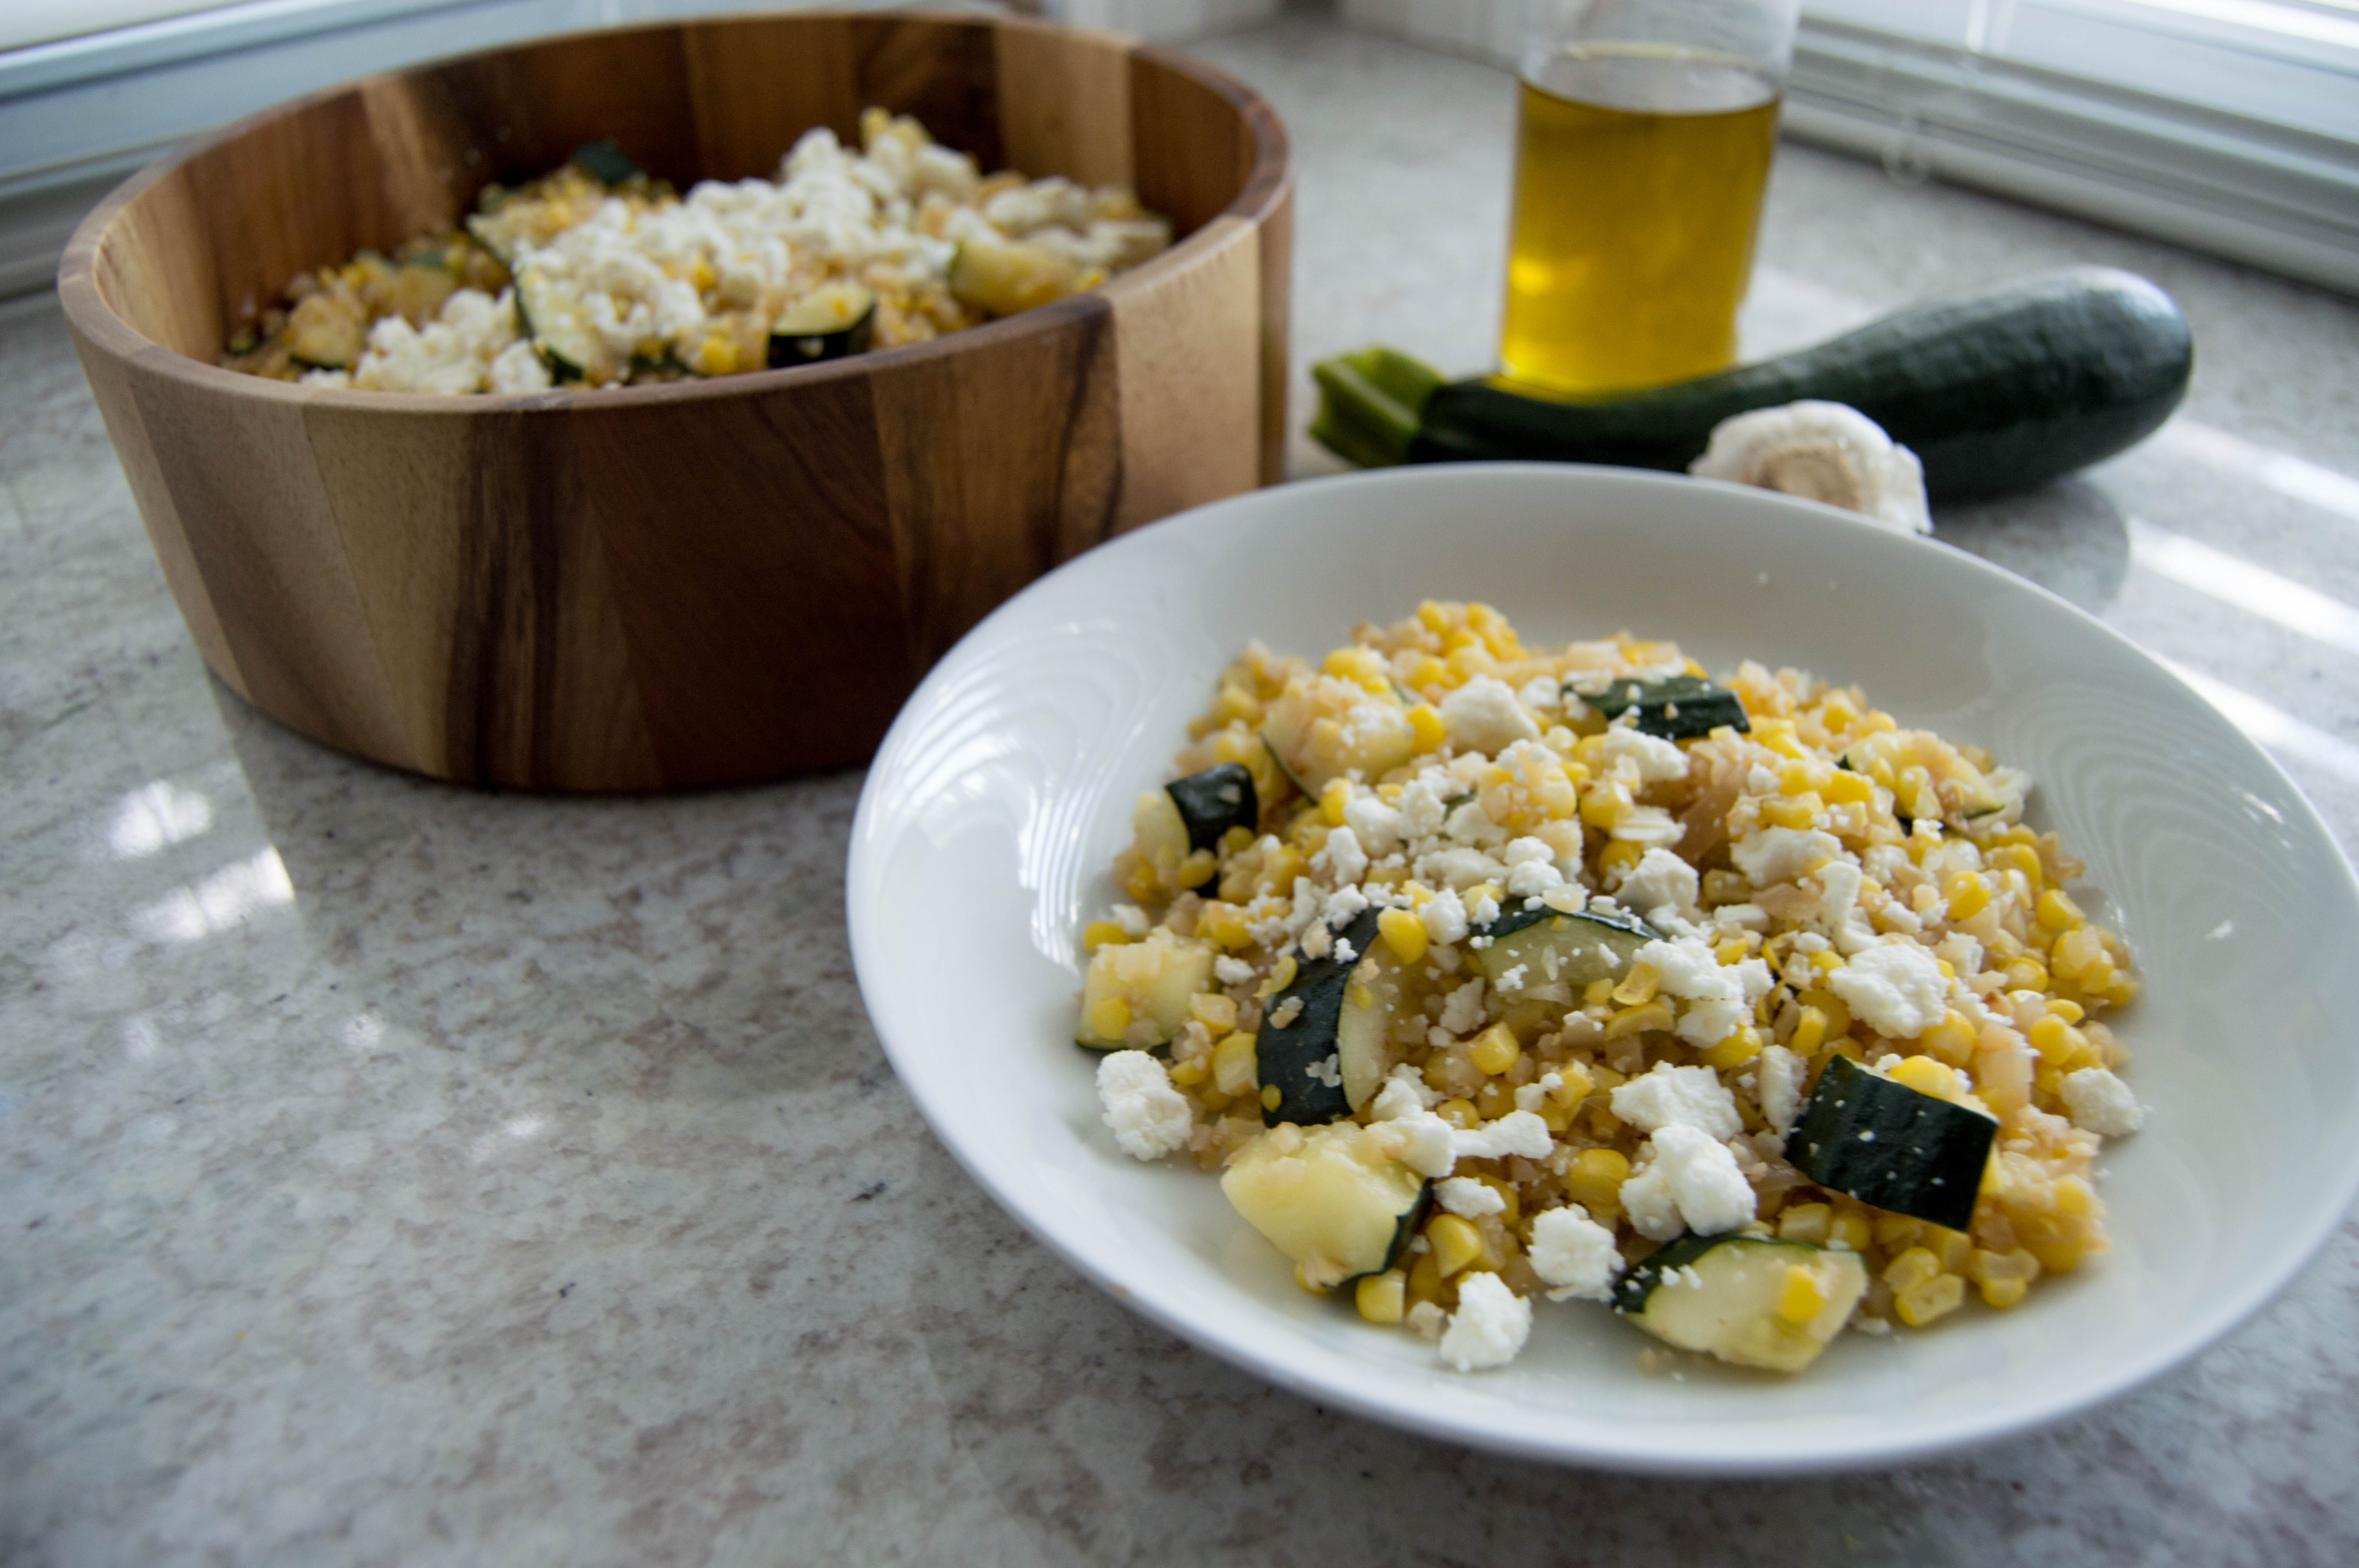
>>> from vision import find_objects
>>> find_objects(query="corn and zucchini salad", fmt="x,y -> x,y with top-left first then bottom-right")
222,110 -> 1170,394
1087,602 -> 2144,1375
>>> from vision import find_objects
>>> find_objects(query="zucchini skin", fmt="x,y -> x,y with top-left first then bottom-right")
1257,909 -> 1386,1127
1784,1055 -> 1997,1231
1410,268 -> 2192,502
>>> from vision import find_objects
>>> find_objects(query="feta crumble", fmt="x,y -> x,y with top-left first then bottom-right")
1436,1176 -> 1507,1218
1094,1051 -> 1191,1161
1440,676 -> 1541,755
1609,1061 -> 1743,1141
1530,1205 -> 1624,1302
1438,1272 -> 1532,1370
2061,1067 -> 2145,1137
1828,940 -> 1950,1038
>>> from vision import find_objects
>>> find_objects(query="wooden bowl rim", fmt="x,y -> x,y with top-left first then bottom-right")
56,7 -> 1293,416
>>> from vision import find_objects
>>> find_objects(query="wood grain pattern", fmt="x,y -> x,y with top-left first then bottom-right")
58,10 -> 1292,791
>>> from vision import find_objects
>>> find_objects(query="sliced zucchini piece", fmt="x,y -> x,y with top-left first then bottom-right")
1257,908 -> 1386,1125
1470,904 -> 1659,991
1165,762 -> 1258,853
1076,928 -> 1216,1049
1614,1233 -> 1869,1372
1333,940 -> 1414,1113
1221,1121 -> 1433,1289
1261,684 -> 1418,797
1784,1055 -> 1997,1230
569,137 -> 643,188
1129,789 -> 1190,893
766,282 -> 877,367
516,270 -> 613,385
465,211 -> 531,269
947,234 -> 1080,317
1583,674 -> 1749,740
285,292 -> 365,371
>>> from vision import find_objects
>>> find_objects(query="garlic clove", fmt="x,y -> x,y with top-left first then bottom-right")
1688,400 -> 1932,535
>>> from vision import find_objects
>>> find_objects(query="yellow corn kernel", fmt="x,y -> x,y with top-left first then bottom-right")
1763,793 -> 1822,831
1191,992 -> 1239,1032
1604,1001 -> 1676,1040
1991,843 -> 2044,888
1611,961 -> 1661,1007
1795,989 -> 1853,1040
1967,1247 -> 2041,1307
2054,1175 -> 2097,1219
1581,783 -> 1630,831
1428,1214 -> 1484,1278
1777,1202 -> 1832,1244
1407,1247 -> 1445,1304
1087,996 -> 1132,1040
1259,955 -> 1298,999
1197,904 -> 1252,950
1356,1269 -> 1408,1324
1082,920 -> 1134,951
1470,1022 -> 1522,1076
1883,1246 -> 1942,1295
1323,645 -> 1389,691
1318,778 -> 1353,826
2047,998 -> 2086,1025
1828,1210 -> 1872,1252
1776,1264 -> 1830,1323
1788,1005 -> 1830,1058
1944,872 -> 1991,921
1713,937 -> 1751,967
1166,1055 -> 1208,1087
1979,1274 -> 2030,1309
2005,956 -> 2050,992
2035,888 -> 2085,933
1699,1026 -> 1763,1070
1886,1054 -> 1959,1100
1565,1149 -> 1629,1218
1583,978 -> 1616,1009
1474,1081 -> 1516,1120
1920,1011 -> 1976,1068
1872,1213 -> 1925,1252
1378,907 -> 1428,964
1436,1098 -> 1479,1129
1894,1272 -> 1967,1327
1260,1084 -> 1283,1112
1408,704 -> 1447,751
1551,1063 -> 1595,1108
1824,769 -> 1874,806
1923,1226 -> 1974,1273
1176,849 -> 1218,891
1123,859 -> 1161,902
1212,1032 -> 1258,1096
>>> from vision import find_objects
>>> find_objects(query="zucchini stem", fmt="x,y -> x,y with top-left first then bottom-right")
1309,347 -> 1445,468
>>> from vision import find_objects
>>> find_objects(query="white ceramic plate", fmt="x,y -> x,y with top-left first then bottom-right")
845,463 -> 2359,1475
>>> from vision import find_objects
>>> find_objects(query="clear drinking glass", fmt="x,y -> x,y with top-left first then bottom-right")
1500,0 -> 1801,394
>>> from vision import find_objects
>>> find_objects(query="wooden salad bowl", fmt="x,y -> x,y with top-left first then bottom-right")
59,9 -> 1291,790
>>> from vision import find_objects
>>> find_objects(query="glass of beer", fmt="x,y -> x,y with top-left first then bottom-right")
1501,0 -> 1800,394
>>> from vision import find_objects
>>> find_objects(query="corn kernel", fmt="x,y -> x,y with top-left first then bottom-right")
1176,849 -> 1218,891
1407,1248 -> 1445,1304
1436,1098 -> 1479,1129
1991,843 -> 2044,888
1167,1055 -> 1209,1087
1083,920 -> 1133,951
1777,1264 -> 1830,1323
1979,1274 -> 2030,1309
2054,1175 -> 2096,1219
2005,957 -> 2050,992
1260,955 -> 1298,998
1883,1246 -> 1942,1294
1887,1054 -> 1959,1100
1894,1272 -> 1967,1326
1763,794 -> 1822,830
1474,1082 -> 1516,1120
1470,1022 -> 1521,1075
1318,778 -> 1352,827
1611,962 -> 1660,1007
1924,1226 -> 1974,1273
1552,1063 -> 1594,1107
1920,1011 -> 1976,1068
1872,1213 -> 1924,1252
1565,1149 -> 1629,1218
1824,769 -> 1874,806
1777,1202 -> 1832,1244
1212,1032 -> 1258,1095
2035,888 -> 2085,933
2047,998 -> 2086,1025
1714,937 -> 1751,966
1604,1001 -> 1675,1040
1796,989 -> 1852,1040
1123,860 -> 1160,902
1356,1270 -> 1407,1324
1788,1005 -> 1829,1057
1259,1084 -> 1283,1112
1408,704 -> 1447,751
1191,992 -> 1239,1032
1428,1214 -> 1484,1278
1583,978 -> 1616,1008
1087,996 -> 1132,1040
1378,907 -> 1428,964
1698,1026 -> 1763,1070
1944,872 -> 1991,921
1828,1210 -> 1872,1252
1198,904 -> 1252,950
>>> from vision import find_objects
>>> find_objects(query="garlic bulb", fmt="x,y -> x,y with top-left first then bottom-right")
1688,401 -> 1932,535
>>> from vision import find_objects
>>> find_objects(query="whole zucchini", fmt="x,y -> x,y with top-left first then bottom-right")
1321,269 -> 2193,503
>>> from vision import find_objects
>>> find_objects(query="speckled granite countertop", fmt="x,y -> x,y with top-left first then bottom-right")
5,16 -> 2356,1566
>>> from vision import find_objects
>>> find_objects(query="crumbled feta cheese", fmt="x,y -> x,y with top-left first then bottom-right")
1214,955 -> 1254,985
1111,903 -> 1151,938
1713,902 -> 1770,933
2061,1067 -> 2145,1137
1438,977 -> 1487,1035
1598,726 -> 1689,782
1505,858 -> 1564,898
1419,887 -> 1470,945
1451,1110 -> 1553,1162
1342,791 -> 1403,855
1438,1271 -> 1532,1371
1514,1073 -> 1559,1113
1368,1109 -> 1457,1178
1298,924 -> 1331,963
1319,825 -> 1370,886
1731,827 -> 1845,886
1370,1064 -> 1438,1117
1467,887 -> 1501,927
1828,940 -> 1950,1038
1609,1061 -> 1743,1141
1396,777 -> 1448,840
1615,846 -> 1699,918
1516,675 -> 1562,717
1323,884 -> 1370,929
1756,1044 -> 1806,1135
1094,1051 -> 1191,1160
1332,937 -> 1358,964
1609,805 -> 1685,848
1436,1176 -> 1506,1218
1530,1205 -> 1624,1302
1419,846 -> 1510,891
1617,1156 -> 1684,1242
1495,964 -> 1528,993
1630,1125 -> 1756,1239
1440,677 -> 1541,755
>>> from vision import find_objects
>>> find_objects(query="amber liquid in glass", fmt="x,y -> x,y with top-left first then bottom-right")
1500,46 -> 1780,394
